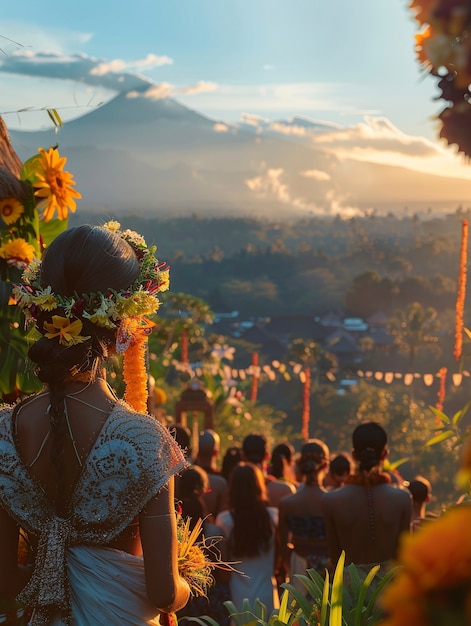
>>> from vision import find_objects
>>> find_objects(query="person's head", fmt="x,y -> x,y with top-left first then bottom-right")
177,465 -> 210,531
326,453 -> 351,488
270,442 -> 295,480
197,429 -> 220,466
229,462 -> 268,509
407,476 -> 432,505
299,439 -> 330,485
15,223 -> 168,512
221,446 -> 242,482
352,422 -> 388,473
27,225 -> 140,384
242,434 -> 268,466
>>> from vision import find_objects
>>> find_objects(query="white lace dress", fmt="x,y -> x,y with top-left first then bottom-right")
0,401 -> 187,626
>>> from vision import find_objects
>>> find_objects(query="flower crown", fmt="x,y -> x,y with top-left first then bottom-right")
12,220 -> 170,348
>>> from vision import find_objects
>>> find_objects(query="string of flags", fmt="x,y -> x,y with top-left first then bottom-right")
174,356 -> 470,388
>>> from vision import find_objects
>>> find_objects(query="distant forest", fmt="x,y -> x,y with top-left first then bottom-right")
72,208 -> 470,321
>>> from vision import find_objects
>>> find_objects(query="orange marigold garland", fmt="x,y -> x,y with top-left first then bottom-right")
118,318 -> 155,413
454,219 -> 468,363
250,352 -> 259,403
301,367 -> 311,442
436,366 -> 448,413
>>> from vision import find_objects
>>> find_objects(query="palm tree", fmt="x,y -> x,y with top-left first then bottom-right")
389,302 -> 440,372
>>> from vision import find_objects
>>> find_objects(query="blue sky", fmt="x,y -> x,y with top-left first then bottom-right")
2,0 -> 441,136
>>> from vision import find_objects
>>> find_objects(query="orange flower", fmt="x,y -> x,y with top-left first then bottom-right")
33,147 -> 81,222
0,197 -> 24,225
409,0 -> 438,26
382,506 -> 471,625
454,220 -> 468,362
0,238 -> 35,264
119,318 -> 155,413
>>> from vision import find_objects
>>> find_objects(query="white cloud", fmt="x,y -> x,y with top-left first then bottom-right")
128,83 -> 174,100
132,54 -> 173,69
90,60 -> 127,76
300,169 -> 331,181
177,81 -> 218,95
213,123 -> 229,132
240,113 -> 268,126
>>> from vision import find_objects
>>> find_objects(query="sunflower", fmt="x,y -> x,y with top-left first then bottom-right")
0,197 -> 24,225
0,238 -> 35,264
33,147 -> 81,222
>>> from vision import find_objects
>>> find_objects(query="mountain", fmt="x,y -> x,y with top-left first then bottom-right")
8,92 -> 471,218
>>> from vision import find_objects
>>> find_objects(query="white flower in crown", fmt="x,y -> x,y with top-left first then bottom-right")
30,286 -> 58,311
121,229 -> 146,248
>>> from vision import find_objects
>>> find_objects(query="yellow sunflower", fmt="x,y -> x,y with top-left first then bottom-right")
0,238 -> 35,264
33,147 -> 81,222
0,197 -> 24,225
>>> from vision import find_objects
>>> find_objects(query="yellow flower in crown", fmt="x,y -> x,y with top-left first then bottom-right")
0,197 -> 24,225
43,315 -> 91,347
33,147 -> 81,222
0,238 -> 35,264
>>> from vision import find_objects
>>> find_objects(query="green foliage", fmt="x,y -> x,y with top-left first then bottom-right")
184,552 -> 398,626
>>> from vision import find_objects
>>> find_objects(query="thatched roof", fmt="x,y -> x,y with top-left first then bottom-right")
0,117 -> 30,200
0,117 -> 22,177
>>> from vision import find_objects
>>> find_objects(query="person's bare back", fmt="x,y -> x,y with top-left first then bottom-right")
322,482 -> 411,567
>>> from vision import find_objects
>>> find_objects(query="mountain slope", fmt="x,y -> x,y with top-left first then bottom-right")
8,93 -> 471,217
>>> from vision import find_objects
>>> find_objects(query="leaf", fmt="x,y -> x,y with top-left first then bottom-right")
185,618 -> 220,626
425,430 -> 455,446
329,551 -> 344,626
463,327 -> 471,340
428,405 -> 450,424
452,403 -> 469,426
389,457 -> 409,470
277,590 -> 291,623
39,218 -> 68,249
320,570 -> 330,626
354,564 -> 380,625
363,566 -> 401,619
47,108 -> 63,128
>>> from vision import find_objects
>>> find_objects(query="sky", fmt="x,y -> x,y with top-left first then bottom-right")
1,0 -> 471,183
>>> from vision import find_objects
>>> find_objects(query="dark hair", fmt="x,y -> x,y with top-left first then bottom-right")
228,463 -> 272,558
352,422 -> 388,473
177,466 -> 209,532
407,477 -> 431,503
242,434 -> 267,464
270,442 -> 294,479
25,225 -> 140,514
330,453 -> 351,476
221,446 -> 242,482
299,439 -> 329,485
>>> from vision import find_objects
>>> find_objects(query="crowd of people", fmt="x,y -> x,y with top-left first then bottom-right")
171,422 -> 435,622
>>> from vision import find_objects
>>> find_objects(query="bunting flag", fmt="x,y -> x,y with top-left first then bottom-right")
171,353 -> 469,391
